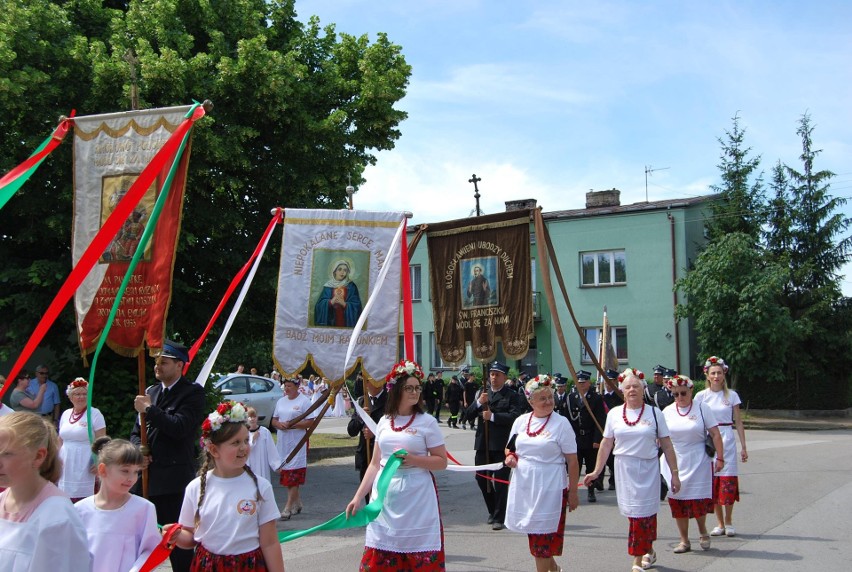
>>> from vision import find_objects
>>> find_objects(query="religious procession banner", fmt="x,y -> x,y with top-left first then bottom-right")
73,105 -> 193,358
273,209 -> 406,382
427,210 -> 534,364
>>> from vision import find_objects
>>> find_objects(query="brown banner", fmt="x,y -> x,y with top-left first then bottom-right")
427,210 -> 533,364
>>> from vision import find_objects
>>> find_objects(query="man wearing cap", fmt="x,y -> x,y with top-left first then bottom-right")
567,370 -> 607,503
645,365 -> 675,410
601,369 -> 623,490
464,361 -> 522,530
130,339 -> 205,572
553,374 -> 570,418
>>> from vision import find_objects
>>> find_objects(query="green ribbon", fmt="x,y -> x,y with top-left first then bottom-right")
0,135 -> 51,211
277,450 -> 406,543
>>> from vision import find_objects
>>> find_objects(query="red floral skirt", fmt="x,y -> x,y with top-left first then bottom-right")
279,467 -> 306,487
528,488 -> 568,558
191,544 -> 267,572
627,515 -> 657,556
668,498 -> 714,519
712,476 -> 739,505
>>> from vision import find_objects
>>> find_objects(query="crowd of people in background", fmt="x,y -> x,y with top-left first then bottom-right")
0,348 -> 747,572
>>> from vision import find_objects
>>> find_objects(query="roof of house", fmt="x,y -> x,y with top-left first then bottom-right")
542,194 -> 720,221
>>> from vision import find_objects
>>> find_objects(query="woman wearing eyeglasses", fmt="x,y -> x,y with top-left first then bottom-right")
346,360 -> 447,571
662,375 -> 724,554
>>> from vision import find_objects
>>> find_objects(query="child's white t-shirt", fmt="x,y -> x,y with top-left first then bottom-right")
179,471 -> 278,555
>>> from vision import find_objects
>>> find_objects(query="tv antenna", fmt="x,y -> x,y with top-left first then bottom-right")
644,165 -> 669,202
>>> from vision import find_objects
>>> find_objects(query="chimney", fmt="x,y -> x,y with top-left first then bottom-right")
585,189 -> 621,209
505,199 -> 537,212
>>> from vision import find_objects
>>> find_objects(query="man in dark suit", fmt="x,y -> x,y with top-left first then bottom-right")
347,379 -> 388,486
567,370 -> 607,503
131,340 -> 205,572
464,361 -> 522,530
601,368 -> 623,490
553,373 -> 570,418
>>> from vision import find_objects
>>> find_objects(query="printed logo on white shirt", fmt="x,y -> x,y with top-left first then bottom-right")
236,499 -> 258,516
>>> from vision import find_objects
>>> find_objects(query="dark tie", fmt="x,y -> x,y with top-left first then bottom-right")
157,388 -> 168,406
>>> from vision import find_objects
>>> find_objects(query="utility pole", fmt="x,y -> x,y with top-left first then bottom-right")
644,165 -> 670,202
469,174 -> 482,216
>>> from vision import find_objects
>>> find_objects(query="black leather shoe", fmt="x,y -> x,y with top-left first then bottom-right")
492,522 -> 504,530
588,489 -> 597,503
487,515 -> 495,525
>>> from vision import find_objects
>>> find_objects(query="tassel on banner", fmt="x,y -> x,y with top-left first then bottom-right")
0,104 -> 206,401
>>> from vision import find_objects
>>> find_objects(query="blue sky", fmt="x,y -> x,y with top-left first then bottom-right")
297,1 -> 852,294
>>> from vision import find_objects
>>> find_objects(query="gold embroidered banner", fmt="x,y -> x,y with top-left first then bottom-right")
427,210 -> 533,364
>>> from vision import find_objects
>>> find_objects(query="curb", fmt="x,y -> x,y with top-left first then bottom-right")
743,420 -> 852,431
308,446 -> 356,462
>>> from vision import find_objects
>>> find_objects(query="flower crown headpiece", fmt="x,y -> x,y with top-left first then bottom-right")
617,368 -> 645,383
525,374 -> 553,395
201,401 -> 248,443
666,374 -> 693,389
703,356 -> 729,372
65,377 -> 88,397
384,360 -> 424,390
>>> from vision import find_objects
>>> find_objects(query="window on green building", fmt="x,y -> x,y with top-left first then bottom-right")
581,326 -> 628,363
398,332 -> 422,364
429,332 -> 448,368
580,250 -> 626,286
404,264 -> 422,302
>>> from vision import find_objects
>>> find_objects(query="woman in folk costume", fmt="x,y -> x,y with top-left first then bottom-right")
661,374 -> 725,553
346,360 -> 448,571
504,375 -> 580,572
58,377 -> 107,502
693,356 -> 748,537
584,369 -> 681,572
272,377 -> 316,519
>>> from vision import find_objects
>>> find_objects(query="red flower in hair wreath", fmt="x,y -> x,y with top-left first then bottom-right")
201,401 -> 248,442
384,360 -> 424,390
703,355 -> 728,372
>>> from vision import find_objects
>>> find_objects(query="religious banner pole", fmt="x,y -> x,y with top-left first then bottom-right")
137,352 -> 150,497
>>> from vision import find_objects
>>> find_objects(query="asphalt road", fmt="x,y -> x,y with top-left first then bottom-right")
161,417 -> 852,570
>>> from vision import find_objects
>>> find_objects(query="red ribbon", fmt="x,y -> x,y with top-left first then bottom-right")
0,112 -> 75,188
0,105 -> 205,400
138,524 -> 182,572
184,208 -> 284,372
399,219 -> 414,360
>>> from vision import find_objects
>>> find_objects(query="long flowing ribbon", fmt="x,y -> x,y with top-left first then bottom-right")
192,209 -> 282,385
343,218 -> 406,375
277,449 -> 406,543
399,220 -> 414,359
0,112 -> 75,212
187,208 -> 283,377
137,524 -> 183,572
0,104 -> 205,400
85,121 -> 195,442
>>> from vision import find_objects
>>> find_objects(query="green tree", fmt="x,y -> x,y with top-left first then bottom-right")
705,114 -> 766,242
0,0 -> 410,431
676,233 -> 793,399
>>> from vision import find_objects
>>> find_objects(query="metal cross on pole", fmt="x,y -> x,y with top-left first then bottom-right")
469,174 -> 482,216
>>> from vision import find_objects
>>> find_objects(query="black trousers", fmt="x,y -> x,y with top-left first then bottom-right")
151,492 -> 195,572
577,446 -> 599,477
475,449 -> 510,523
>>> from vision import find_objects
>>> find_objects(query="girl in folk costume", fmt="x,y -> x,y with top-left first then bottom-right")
346,360 -> 448,571
172,401 -> 285,572
693,356 -> 748,537
272,377 -> 316,519
584,369 -> 681,572
245,406 -> 283,484
75,437 -> 160,571
660,375 -> 725,553
0,412 -> 91,571
504,375 -> 580,572
58,377 -> 107,502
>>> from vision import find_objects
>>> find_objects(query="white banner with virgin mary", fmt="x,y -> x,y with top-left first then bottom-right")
273,209 -> 406,382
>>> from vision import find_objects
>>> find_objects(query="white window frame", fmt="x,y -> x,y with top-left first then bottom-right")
398,332 -> 422,364
410,264 -> 422,302
581,326 -> 628,364
580,250 -> 626,286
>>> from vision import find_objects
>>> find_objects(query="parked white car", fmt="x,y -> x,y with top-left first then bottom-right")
214,373 -> 283,427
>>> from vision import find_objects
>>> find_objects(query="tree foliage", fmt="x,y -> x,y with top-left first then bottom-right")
0,0 -> 411,430
679,113 -> 851,409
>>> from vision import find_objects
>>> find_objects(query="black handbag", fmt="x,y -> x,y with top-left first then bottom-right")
700,405 -> 716,458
